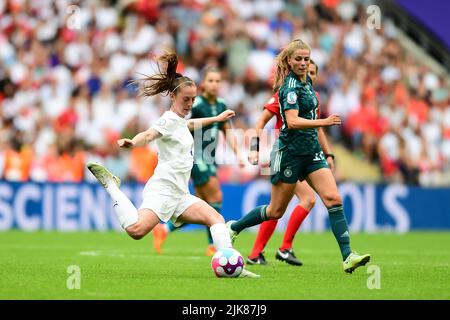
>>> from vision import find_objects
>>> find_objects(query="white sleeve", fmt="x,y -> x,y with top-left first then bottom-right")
151,114 -> 177,137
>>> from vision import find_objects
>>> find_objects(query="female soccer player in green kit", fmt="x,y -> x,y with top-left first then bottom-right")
227,39 -> 371,273
153,66 -> 244,256
247,60 -> 334,266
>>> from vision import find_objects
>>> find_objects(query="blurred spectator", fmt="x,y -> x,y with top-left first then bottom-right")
2,132 -> 33,182
128,146 -> 158,183
0,0 -> 449,187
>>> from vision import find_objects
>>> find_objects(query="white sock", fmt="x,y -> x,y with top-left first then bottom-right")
210,223 -> 232,250
105,180 -> 138,229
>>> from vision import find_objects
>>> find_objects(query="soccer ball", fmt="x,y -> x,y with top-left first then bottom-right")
211,248 -> 244,278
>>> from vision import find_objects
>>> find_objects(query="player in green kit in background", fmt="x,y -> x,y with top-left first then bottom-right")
227,39 -> 371,273
153,66 -> 245,256
246,60 -> 334,266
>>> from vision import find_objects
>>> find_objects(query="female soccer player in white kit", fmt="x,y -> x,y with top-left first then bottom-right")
87,51 -> 259,278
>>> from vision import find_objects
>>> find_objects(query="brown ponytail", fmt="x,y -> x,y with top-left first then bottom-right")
139,51 -> 195,97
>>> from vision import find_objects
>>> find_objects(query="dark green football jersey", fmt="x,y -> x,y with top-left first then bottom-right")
191,95 -> 227,164
277,71 -> 321,156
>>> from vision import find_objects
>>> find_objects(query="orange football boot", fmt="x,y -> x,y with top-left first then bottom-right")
205,244 -> 217,257
152,223 -> 168,255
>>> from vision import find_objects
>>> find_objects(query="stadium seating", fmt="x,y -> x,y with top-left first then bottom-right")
0,0 -> 449,186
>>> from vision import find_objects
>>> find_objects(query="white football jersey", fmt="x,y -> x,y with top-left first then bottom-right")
149,111 -> 194,194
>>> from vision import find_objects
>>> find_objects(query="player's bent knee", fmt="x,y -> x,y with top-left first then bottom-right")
323,193 -> 341,207
126,224 -> 146,240
129,233 -> 144,240
266,206 -> 284,220
126,229 -> 144,240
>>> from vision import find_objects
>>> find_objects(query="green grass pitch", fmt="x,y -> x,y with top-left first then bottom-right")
1,230 -> 449,299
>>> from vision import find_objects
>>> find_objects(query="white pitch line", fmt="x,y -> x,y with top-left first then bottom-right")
78,251 -> 203,260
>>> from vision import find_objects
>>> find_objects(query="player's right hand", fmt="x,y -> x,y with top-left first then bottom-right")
323,114 -> 341,126
117,138 -> 134,148
248,150 -> 259,165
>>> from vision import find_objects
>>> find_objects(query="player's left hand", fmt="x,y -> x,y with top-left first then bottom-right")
248,151 -> 259,165
216,110 -> 235,122
117,138 -> 134,148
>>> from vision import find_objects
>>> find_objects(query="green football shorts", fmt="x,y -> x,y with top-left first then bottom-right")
270,148 -> 329,185
191,161 -> 217,187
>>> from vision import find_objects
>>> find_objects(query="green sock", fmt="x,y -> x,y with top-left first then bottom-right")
328,205 -> 352,260
208,202 -> 222,245
231,205 -> 268,234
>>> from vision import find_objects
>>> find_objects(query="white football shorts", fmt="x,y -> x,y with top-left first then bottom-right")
139,182 -> 203,227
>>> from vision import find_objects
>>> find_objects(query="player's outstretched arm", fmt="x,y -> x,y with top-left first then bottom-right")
221,121 -> 247,167
187,109 -> 235,131
117,128 -> 162,148
255,109 -> 275,132
285,110 -> 341,130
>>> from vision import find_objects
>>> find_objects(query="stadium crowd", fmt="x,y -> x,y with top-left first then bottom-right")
0,0 -> 449,186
